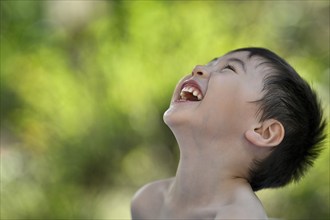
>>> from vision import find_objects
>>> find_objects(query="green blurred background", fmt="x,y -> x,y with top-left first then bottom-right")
1,1 -> 329,219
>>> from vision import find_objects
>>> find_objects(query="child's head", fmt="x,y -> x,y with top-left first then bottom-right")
164,47 -> 326,191
229,47 -> 326,191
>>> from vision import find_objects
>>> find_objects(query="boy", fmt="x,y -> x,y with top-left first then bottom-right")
131,48 -> 326,219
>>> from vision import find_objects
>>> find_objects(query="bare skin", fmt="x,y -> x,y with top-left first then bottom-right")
131,51 -> 284,219
132,178 -> 267,219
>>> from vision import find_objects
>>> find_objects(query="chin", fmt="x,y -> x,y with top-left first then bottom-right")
163,106 -> 179,127
163,105 -> 195,129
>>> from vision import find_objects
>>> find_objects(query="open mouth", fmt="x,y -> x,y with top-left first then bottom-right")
178,81 -> 204,102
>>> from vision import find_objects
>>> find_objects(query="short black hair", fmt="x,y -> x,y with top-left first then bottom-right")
230,47 -> 327,191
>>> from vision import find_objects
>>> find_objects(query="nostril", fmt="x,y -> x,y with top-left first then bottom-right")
192,71 -> 204,76
192,65 -> 206,77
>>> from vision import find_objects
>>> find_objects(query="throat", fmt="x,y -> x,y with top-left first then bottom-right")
168,153 -> 250,208
169,163 -> 222,205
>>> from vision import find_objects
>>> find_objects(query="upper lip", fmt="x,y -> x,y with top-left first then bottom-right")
181,79 -> 203,93
177,79 -> 204,101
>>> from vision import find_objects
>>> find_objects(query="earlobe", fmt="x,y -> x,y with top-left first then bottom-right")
245,119 -> 285,148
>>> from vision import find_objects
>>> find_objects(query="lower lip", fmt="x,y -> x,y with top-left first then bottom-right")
173,100 -> 200,104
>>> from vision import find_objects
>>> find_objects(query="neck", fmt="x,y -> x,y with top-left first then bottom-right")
167,128 -> 252,208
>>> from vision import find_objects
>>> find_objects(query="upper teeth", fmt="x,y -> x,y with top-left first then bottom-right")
180,86 -> 203,101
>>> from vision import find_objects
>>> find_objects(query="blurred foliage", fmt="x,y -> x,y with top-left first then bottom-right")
0,1 -> 329,219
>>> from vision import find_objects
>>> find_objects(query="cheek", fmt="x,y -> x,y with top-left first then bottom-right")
201,80 -> 257,135
201,89 -> 241,133
206,77 -> 242,114
201,101 -> 255,139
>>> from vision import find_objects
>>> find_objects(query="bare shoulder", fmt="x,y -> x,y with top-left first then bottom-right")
131,178 -> 174,219
215,188 -> 268,220
215,204 -> 268,220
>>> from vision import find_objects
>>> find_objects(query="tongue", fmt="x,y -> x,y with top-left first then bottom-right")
183,91 -> 199,101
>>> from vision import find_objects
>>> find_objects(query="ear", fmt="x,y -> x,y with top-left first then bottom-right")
245,119 -> 285,148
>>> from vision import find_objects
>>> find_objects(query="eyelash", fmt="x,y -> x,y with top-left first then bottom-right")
224,64 -> 236,72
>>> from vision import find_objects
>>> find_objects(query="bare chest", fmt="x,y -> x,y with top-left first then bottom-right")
158,202 -> 218,220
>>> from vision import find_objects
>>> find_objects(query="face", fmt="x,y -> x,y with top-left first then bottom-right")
163,51 -> 266,141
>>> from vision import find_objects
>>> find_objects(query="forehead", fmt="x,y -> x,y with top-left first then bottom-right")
225,51 -> 250,60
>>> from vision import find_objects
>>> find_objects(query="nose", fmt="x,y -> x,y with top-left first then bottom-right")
192,65 -> 209,78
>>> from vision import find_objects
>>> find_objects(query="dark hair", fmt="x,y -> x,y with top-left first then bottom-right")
230,47 -> 327,191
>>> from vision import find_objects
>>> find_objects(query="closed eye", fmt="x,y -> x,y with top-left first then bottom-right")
224,64 -> 236,72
